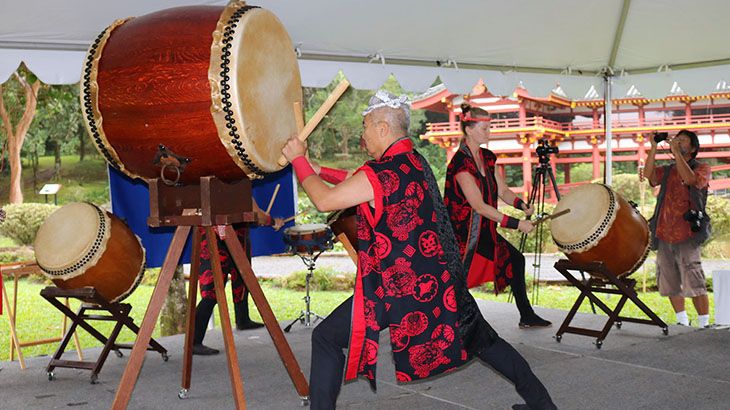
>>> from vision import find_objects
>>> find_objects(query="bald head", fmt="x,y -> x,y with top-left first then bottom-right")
368,106 -> 409,138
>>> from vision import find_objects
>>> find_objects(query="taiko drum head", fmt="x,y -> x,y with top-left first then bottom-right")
551,183 -> 616,254
35,202 -> 111,278
80,3 -> 302,184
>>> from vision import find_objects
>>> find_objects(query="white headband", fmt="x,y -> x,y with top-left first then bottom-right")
362,90 -> 411,116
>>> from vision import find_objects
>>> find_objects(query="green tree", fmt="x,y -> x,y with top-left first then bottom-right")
0,65 -> 41,204
33,84 -> 83,179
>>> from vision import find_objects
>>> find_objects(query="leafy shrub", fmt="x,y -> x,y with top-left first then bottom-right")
0,245 -> 35,264
272,265 -> 354,291
706,195 -> 730,244
0,203 -> 60,245
610,173 -> 642,204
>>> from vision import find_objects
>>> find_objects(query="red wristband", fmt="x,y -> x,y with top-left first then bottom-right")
319,166 -> 348,184
513,197 -> 525,210
292,156 -> 316,184
266,214 -> 272,226
500,214 -> 519,229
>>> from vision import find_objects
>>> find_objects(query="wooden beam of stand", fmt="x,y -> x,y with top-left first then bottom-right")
1,276 -> 25,369
223,226 -> 309,399
181,227 -> 202,392
207,227 -> 247,409
112,224 -> 191,409
277,79 -> 350,166
265,184 -> 280,215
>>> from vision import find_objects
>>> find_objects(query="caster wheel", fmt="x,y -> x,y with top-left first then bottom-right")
300,396 -> 310,406
47,372 -> 55,381
555,334 -> 562,343
115,350 -> 123,358
90,374 -> 99,384
662,327 -> 669,336
595,340 -> 603,349
162,353 -> 169,362
178,389 -> 189,399
615,321 -> 622,329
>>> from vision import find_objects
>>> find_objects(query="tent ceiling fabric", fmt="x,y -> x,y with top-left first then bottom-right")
2,0 -> 730,99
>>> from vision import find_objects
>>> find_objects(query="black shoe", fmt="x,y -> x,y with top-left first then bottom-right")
192,344 -> 219,355
519,315 -> 552,329
512,404 -> 531,410
236,320 -> 265,331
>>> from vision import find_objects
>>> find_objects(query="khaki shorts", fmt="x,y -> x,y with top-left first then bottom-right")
655,239 -> 707,298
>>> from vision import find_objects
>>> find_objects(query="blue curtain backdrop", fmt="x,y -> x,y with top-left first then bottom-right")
108,165 -> 296,268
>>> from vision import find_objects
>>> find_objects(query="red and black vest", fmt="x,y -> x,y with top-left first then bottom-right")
345,138 -> 467,386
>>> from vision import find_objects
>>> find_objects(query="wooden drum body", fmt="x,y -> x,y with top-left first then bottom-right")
34,202 -> 146,303
326,206 -> 358,252
80,3 -> 301,184
551,183 -> 650,278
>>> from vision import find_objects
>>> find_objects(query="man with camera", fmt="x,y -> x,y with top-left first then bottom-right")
644,129 -> 712,327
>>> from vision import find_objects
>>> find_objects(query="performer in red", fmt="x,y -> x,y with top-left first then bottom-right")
192,199 -> 284,355
282,91 -> 556,410
444,103 -> 551,329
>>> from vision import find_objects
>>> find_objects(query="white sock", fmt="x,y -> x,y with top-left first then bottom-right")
676,310 -> 689,326
698,314 -> 710,327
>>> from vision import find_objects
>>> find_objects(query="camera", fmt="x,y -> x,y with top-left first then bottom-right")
683,209 -> 704,232
653,132 -> 669,144
536,139 -> 559,157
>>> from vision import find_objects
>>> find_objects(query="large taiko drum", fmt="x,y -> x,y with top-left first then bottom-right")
80,3 -> 301,184
550,183 -> 650,278
34,202 -> 146,303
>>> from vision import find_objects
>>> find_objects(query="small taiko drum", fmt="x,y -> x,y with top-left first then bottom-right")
34,202 -> 146,303
283,224 -> 334,256
80,3 -> 301,184
550,183 -> 650,278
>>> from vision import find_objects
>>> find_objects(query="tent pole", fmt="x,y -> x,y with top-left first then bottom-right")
604,75 -> 613,185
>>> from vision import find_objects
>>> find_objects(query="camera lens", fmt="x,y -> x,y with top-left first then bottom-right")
653,132 -> 668,143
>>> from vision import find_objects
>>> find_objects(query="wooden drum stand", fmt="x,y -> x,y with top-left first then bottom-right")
553,259 -> 668,348
111,177 -> 308,409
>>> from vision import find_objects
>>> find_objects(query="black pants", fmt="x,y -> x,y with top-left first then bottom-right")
503,239 -> 536,320
309,297 -> 556,410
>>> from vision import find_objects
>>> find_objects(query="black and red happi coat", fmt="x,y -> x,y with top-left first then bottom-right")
345,138 -> 468,386
444,144 -> 513,293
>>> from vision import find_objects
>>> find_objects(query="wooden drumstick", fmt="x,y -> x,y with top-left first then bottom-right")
282,214 -> 299,223
278,78 -> 351,166
265,184 -> 280,214
293,101 -> 305,133
531,208 -> 570,226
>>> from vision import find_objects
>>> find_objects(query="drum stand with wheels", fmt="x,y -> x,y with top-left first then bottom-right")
39,286 -> 168,384
553,260 -> 668,348
111,177 -> 309,409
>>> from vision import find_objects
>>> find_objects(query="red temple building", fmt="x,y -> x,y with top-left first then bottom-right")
412,80 -> 730,202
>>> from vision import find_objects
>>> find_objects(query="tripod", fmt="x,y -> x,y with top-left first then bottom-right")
519,147 -> 561,306
283,228 -> 334,332
519,141 -> 595,313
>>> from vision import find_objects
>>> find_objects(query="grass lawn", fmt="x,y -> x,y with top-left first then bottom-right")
1,277 -> 715,363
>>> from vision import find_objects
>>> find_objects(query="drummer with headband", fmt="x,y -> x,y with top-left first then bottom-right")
192,198 -> 284,355
444,103 -> 551,329
281,91 -> 556,410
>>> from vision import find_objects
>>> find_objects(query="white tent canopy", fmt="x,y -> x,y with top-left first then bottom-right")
2,0 -> 730,99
